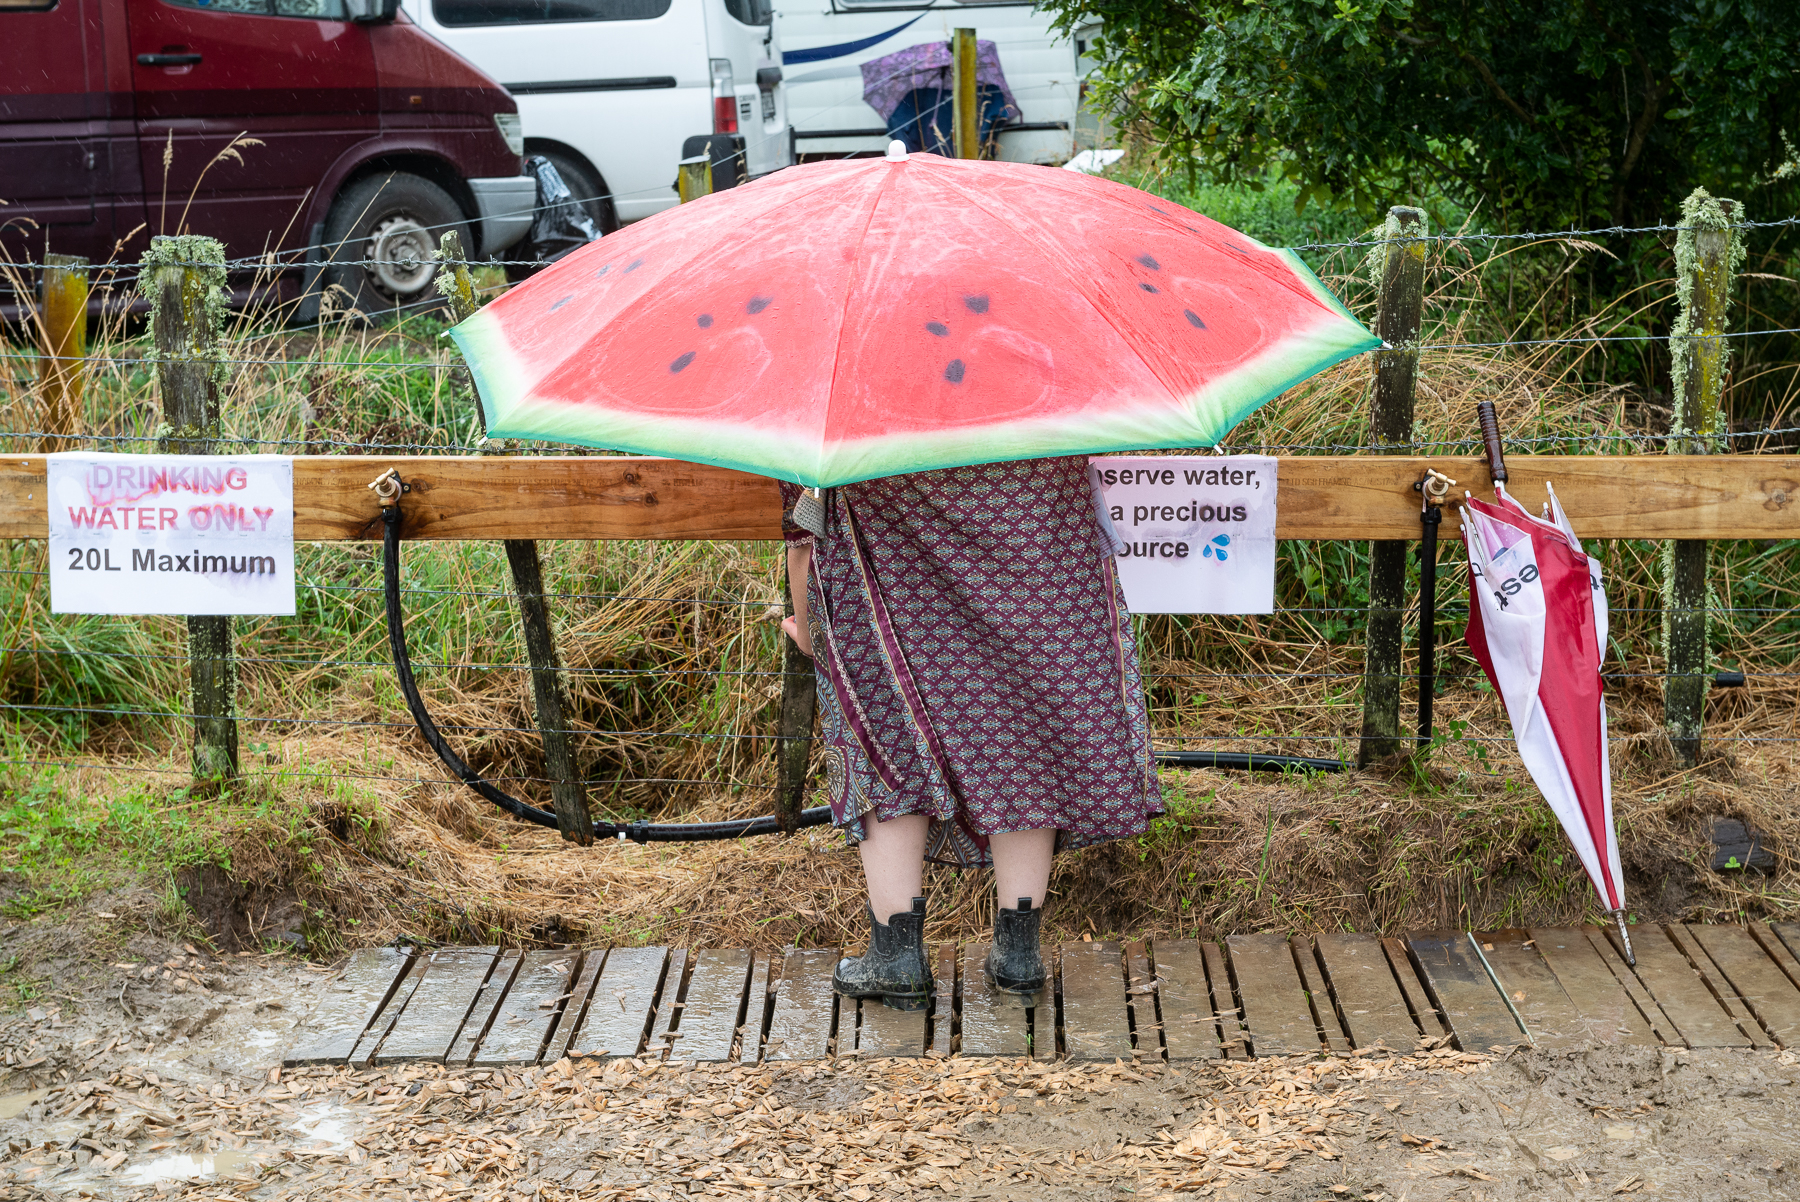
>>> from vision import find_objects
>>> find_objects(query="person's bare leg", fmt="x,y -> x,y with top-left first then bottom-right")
781,543 -> 813,657
858,812 -> 929,919
989,827 -> 1055,911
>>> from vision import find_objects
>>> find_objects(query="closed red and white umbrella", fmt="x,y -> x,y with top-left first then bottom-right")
1463,484 -> 1633,963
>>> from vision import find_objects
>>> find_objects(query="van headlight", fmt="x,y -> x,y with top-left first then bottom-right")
494,113 -> 524,156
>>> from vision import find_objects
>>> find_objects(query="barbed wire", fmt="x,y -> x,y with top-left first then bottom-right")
0,757 -> 744,790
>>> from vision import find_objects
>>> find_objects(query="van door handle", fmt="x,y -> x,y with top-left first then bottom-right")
137,52 -> 203,66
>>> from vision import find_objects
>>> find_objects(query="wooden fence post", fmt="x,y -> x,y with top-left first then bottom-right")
36,254 -> 87,453
1663,190 -> 1741,766
952,28 -> 978,159
142,235 -> 238,787
1357,206 -> 1427,767
677,155 -> 712,204
437,231 -> 593,844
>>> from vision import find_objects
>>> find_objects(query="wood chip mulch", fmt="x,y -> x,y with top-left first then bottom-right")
0,1049 -> 1494,1200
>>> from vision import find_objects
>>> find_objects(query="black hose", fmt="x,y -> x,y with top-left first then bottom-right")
1155,750 -> 1346,773
380,500 -> 1348,843
381,502 -> 834,843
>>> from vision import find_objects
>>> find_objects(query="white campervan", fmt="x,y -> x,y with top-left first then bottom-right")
776,0 -> 1100,164
404,0 -> 795,228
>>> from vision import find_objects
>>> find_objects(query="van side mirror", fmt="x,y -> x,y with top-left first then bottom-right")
345,0 -> 400,23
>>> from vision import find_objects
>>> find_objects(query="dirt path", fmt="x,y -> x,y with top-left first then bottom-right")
0,943 -> 1796,1201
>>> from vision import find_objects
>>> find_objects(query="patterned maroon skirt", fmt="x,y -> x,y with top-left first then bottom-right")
783,456 -> 1161,867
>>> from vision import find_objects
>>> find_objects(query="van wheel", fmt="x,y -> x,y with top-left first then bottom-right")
538,149 -> 619,235
322,172 -> 470,321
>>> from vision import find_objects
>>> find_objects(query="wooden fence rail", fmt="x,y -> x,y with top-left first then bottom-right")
3,453 -> 1796,542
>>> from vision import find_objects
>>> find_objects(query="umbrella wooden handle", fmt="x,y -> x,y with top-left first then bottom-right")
1477,400 -> 1509,485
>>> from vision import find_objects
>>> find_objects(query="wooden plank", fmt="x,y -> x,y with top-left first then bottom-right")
1225,933 -> 1318,1056
1382,937 -> 1448,1044
645,948 -> 690,1061
372,946 -> 499,1065
1404,932 -> 1525,1054
1153,939 -> 1221,1060
1674,925 -> 1788,1047
928,945 -> 955,1058
1609,925 -> 1748,1048
857,991 -> 927,1059
1289,936 -> 1350,1055
448,950 -> 523,1066
543,948 -> 609,1062
1473,930 -> 1590,1049
1751,922 -> 1800,1000
1525,929 -> 1655,1047
1772,921 -> 1800,965
1314,933 -> 1418,1052
564,946 -> 668,1060
958,943 -> 1030,1057
739,954 -> 773,1063
675,949 -> 752,1063
1584,928 -> 1682,1046
764,948 -> 835,1062
1125,941 -> 1162,1062
1060,941 -> 1132,1063
348,953 -> 430,1067
8,454 -> 1796,543
284,947 -> 415,1067
472,949 -> 581,1066
1201,941 -> 1246,1059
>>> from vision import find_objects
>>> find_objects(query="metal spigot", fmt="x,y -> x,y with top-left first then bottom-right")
368,467 -> 405,506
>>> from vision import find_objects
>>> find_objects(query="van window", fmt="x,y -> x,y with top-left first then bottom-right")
721,0 -> 768,24
0,0 -> 59,11
160,0 -> 351,16
432,0 -> 669,25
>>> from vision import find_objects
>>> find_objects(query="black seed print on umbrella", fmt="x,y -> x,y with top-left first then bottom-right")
926,321 -> 949,336
944,359 -> 966,384
1185,309 -> 1206,329
746,295 -> 772,314
624,257 -> 645,273
1139,283 -> 1159,294
550,295 -> 573,311
697,314 -> 714,328
670,352 -> 696,373
594,264 -> 611,279
1136,254 -> 1161,270
963,294 -> 990,314
1147,204 -> 1169,215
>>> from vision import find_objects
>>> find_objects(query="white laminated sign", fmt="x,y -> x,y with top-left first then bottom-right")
47,453 -> 296,615
1091,455 -> 1278,614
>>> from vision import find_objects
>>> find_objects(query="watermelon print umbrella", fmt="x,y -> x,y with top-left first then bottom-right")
449,145 -> 1378,489
1462,485 -> 1634,963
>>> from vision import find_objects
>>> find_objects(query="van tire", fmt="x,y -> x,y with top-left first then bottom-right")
322,172 -> 471,322
537,149 -> 619,236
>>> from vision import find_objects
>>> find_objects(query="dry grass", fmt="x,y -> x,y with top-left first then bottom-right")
1,233 -> 1797,958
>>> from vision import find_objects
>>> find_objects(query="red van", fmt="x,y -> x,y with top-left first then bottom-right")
0,0 -> 531,319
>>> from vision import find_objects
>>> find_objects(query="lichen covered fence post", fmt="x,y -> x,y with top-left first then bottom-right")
1357,206 -> 1427,767
436,231 -> 593,844
1663,189 -> 1743,766
141,235 -> 238,787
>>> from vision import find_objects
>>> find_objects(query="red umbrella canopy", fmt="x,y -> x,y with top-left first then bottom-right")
451,147 -> 1376,488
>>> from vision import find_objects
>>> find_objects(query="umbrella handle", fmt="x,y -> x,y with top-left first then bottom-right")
1477,400 -> 1509,486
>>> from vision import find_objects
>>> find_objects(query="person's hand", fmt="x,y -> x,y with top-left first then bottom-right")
782,615 -> 813,658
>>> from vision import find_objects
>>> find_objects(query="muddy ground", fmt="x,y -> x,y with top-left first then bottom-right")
0,926 -> 1796,1202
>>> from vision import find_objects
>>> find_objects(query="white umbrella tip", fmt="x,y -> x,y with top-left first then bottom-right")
885,140 -> 908,161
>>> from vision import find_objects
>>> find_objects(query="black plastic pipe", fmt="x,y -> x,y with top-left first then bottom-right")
1418,503 -> 1441,748
380,499 -> 1350,844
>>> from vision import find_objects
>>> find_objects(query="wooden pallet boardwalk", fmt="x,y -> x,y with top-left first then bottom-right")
285,924 -> 1800,1068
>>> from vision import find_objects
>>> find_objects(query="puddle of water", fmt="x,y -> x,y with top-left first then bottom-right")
123,1149 -> 257,1185
0,1088 -> 49,1119
289,1102 -> 355,1151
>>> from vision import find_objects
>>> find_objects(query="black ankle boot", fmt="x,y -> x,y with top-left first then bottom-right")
833,896 -> 930,1011
984,897 -> 1045,995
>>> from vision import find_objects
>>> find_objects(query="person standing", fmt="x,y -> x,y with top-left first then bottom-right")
779,455 -> 1160,1010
